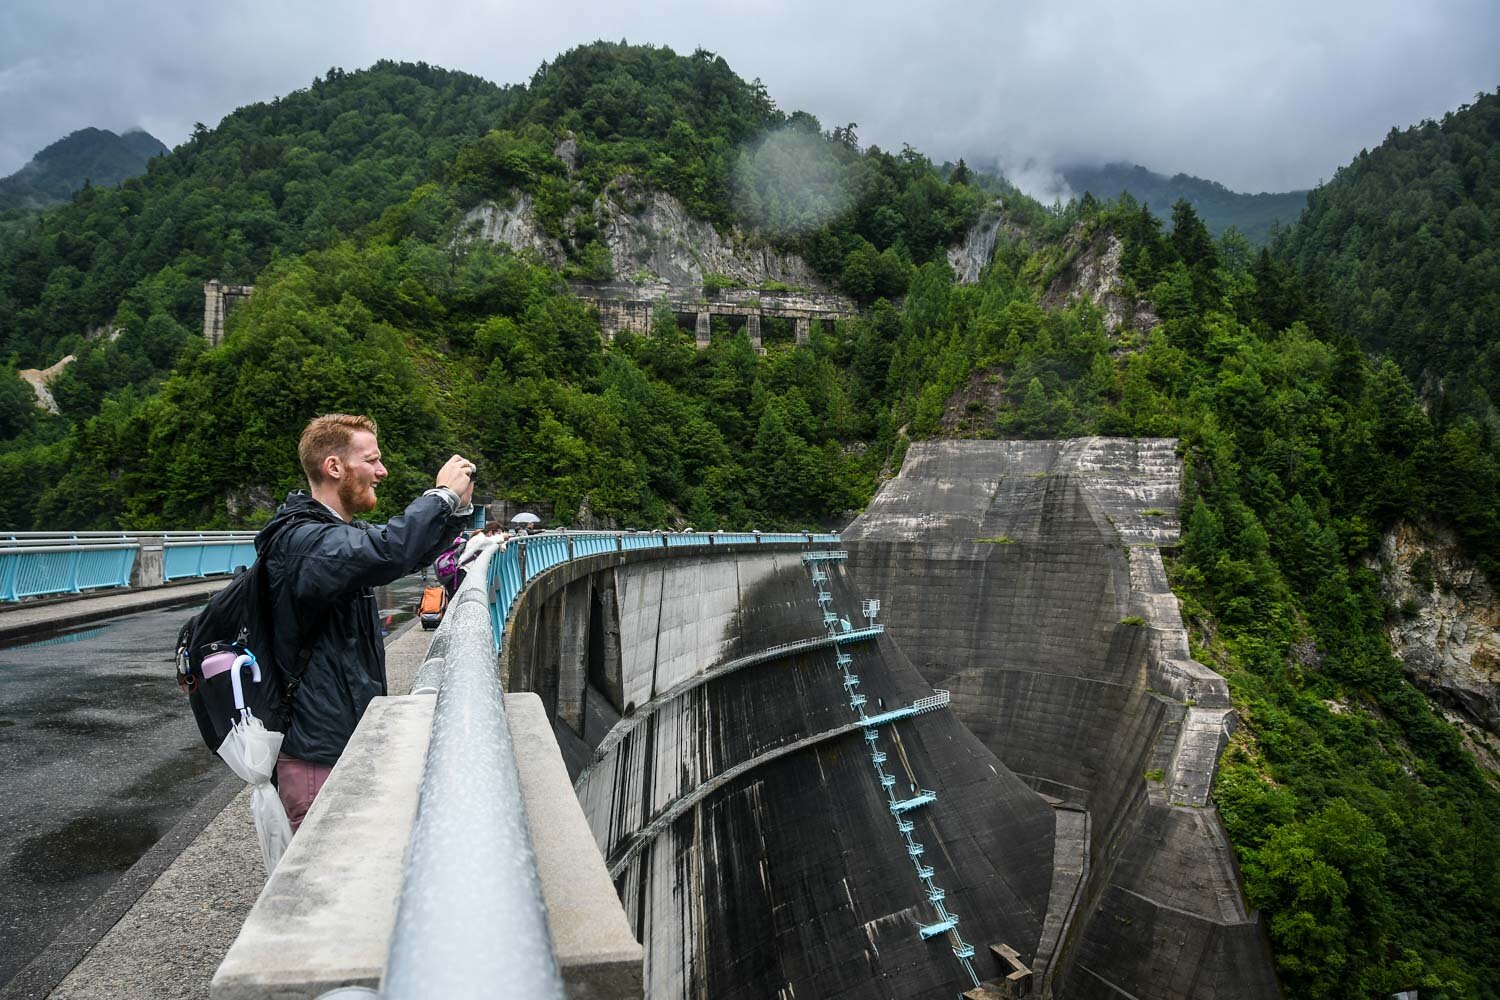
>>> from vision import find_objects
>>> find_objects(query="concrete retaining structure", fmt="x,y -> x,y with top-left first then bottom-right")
567,283 -> 855,347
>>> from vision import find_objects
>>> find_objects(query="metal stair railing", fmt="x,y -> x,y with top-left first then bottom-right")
802,554 -> 978,988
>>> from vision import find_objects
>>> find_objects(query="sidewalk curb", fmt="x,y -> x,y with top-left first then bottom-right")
0,586 -> 227,644
0,621 -> 422,999
0,776 -> 245,1000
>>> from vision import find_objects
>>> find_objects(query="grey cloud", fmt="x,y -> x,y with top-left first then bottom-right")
1,0 -> 1496,194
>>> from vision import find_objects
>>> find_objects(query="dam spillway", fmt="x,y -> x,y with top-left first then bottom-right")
504,438 -> 1279,998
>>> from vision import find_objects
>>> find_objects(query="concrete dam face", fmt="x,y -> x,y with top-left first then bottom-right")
506,547 -> 1057,998
504,437 -> 1279,998
843,438 -> 1280,998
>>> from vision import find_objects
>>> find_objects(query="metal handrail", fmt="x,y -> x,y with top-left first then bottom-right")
389,528 -> 844,998
0,541 -> 140,601
385,545 -> 564,999
0,542 -> 137,555
1,530 -> 261,600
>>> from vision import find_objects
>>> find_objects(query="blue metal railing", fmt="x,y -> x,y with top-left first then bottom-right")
162,533 -> 258,581
522,534 -> 571,583
1,533 -> 140,601
1,530 -> 262,601
0,539 -> 138,601
485,530 -> 841,652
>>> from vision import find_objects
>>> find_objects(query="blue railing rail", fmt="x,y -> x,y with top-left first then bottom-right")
392,528 -> 840,1000
1,532 -> 140,602
161,531 -> 258,581
0,530 -> 258,601
484,530 -> 840,651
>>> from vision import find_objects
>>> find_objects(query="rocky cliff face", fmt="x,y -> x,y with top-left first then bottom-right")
946,207 -> 1026,284
1039,226 -> 1158,338
17,354 -> 74,414
1371,523 -> 1500,742
594,178 -> 824,288
463,178 -> 828,290
461,193 -> 567,269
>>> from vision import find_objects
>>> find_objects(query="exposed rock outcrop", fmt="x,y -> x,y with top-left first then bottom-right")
552,132 -> 578,175
1039,226 -> 1158,337
1371,522 -> 1500,736
17,354 -> 75,414
461,193 -> 567,269
948,212 -> 1000,284
946,206 -> 1026,284
594,179 -> 824,288
462,178 -> 829,291
940,367 -> 1007,435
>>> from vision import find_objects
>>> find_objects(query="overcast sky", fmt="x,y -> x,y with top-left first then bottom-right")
1,0 -> 1495,198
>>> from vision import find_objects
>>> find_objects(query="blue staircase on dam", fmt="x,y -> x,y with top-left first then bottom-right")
805,557 -> 982,989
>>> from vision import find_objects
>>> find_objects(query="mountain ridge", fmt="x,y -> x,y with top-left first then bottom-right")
1060,160 -> 1308,244
0,126 -> 168,212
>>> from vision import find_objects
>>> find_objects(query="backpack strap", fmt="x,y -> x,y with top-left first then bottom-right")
256,512 -> 334,709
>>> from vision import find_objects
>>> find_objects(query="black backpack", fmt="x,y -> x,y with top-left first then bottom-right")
174,515 -> 318,752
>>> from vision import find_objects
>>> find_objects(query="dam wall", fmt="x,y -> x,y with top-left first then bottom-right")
503,545 -> 1059,999
843,439 -> 1280,999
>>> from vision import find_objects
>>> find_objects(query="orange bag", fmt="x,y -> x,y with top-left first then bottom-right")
418,585 -> 448,630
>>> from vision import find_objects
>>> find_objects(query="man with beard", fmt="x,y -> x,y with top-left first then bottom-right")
260,413 -> 475,831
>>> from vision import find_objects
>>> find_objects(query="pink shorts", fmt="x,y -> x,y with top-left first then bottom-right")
276,753 -> 334,834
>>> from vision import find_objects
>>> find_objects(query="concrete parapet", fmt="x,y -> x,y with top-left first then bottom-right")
211,696 -> 432,999
510,694 -> 644,998
128,534 -> 165,588
211,692 -> 640,1000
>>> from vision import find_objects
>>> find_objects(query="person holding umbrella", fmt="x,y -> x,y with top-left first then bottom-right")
510,511 -> 542,535
262,414 -> 475,832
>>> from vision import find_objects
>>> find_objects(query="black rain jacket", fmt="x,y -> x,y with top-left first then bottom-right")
258,490 -> 465,765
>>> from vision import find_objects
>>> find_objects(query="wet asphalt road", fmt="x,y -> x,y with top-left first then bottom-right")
0,574 -> 429,987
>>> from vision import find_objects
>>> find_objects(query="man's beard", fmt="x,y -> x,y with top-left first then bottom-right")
337,477 -> 377,515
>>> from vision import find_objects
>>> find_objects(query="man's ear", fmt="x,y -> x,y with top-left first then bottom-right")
323,454 -> 342,481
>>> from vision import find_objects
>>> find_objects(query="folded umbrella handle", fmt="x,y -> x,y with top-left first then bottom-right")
229,651 -> 261,716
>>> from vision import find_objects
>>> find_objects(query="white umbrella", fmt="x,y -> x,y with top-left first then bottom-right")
509,512 -> 541,525
213,652 -> 293,875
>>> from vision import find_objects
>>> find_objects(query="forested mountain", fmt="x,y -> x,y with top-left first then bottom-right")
0,43 -> 1497,998
0,127 -> 168,213
0,64 -> 522,370
1278,90 -> 1500,424
1061,161 -> 1308,244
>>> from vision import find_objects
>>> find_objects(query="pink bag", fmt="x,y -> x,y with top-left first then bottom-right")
434,535 -> 467,590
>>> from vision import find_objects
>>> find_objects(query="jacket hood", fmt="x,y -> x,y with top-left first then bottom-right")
256,491 -> 342,554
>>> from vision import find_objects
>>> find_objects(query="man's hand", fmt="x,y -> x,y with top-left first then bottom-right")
436,455 -> 476,506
